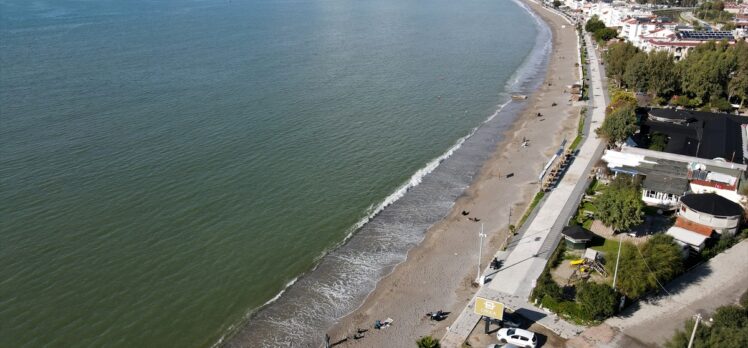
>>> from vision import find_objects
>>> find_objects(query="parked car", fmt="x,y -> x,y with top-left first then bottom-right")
497,328 -> 537,348
487,344 -> 520,348
500,314 -> 524,328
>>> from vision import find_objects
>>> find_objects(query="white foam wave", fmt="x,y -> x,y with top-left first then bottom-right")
209,276 -> 299,348
506,0 -> 553,93
211,97 -> 513,347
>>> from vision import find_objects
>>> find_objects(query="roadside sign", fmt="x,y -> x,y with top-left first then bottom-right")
474,297 -> 504,320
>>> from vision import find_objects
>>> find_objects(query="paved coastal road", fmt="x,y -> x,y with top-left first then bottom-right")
604,240 -> 748,347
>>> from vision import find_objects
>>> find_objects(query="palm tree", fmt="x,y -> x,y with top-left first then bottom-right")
416,335 -> 441,348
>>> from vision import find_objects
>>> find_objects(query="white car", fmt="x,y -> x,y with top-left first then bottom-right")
487,344 -> 520,348
496,328 -> 537,348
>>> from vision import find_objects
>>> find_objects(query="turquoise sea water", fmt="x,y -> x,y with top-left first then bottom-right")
0,0 -> 543,346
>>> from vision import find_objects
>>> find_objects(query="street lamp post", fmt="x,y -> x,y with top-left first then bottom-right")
612,233 -> 623,290
687,313 -> 702,348
477,223 -> 487,283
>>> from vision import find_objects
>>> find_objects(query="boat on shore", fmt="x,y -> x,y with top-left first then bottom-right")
511,94 -> 528,100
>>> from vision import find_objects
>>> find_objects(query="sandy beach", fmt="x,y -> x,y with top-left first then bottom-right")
325,1 -> 582,346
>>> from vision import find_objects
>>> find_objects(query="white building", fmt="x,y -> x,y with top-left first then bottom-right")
639,31 -> 737,60
620,17 -> 678,48
583,2 -> 653,29
679,193 -> 743,235
724,2 -> 748,14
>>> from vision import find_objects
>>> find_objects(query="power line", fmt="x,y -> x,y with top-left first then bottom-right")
631,240 -> 699,314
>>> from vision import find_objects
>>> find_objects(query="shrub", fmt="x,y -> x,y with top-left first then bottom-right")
653,96 -> 667,106
648,132 -> 668,151
416,336 -> 440,348
576,282 -> 617,320
710,97 -> 732,112
702,234 -> 737,260
533,272 -> 564,300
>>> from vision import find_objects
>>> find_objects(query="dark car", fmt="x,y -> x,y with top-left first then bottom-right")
500,314 -> 524,329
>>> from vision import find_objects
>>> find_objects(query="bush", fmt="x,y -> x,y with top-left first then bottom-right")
648,132 -> 668,151
416,336 -> 440,348
671,95 -> 703,108
541,295 -> 592,324
576,282 -> 617,321
534,274 -> 563,301
710,97 -> 732,112
611,89 -> 637,107
740,288 -> 748,308
702,234 -> 737,260
531,243 -> 565,302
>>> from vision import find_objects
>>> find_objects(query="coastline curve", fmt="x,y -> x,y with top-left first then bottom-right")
218,1 -> 553,346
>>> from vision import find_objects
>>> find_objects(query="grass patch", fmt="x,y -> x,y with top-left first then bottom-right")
570,107 -> 587,150
580,201 -> 596,214
589,236 -> 620,257
570,136 -> 582,151
582,219 -> 594,230
517,191 -> 546,228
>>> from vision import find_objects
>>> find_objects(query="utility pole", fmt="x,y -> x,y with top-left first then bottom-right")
687,313 -> 702,348
477,223 -> 486,283
612,233 -> 623,290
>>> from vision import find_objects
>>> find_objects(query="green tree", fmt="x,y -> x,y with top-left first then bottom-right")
648,132 -> 668,151
610,90 -> 637,107
679,41 -> 736,104
666,303 -> 748,348
416,336 -> 440,348
553,0 -> 562,8
646,51 -> 677,97
623,52 -> 649,91
640,234 -> 683,282
594,28 -> 618,43
665,318 -> 708,348
594,176 -> 644,231
606,242 -> 650,298
597,103 -> 638,144
585,15 -> 606,33
607,234 -> 683,299
729,41 -> 748,108
605,42 -> 639,87
576,282 -> 617,321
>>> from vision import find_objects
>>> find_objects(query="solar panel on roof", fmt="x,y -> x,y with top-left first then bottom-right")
679,31 -> 734,40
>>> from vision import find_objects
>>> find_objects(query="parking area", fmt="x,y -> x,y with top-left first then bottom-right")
464,311 -> 567,348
